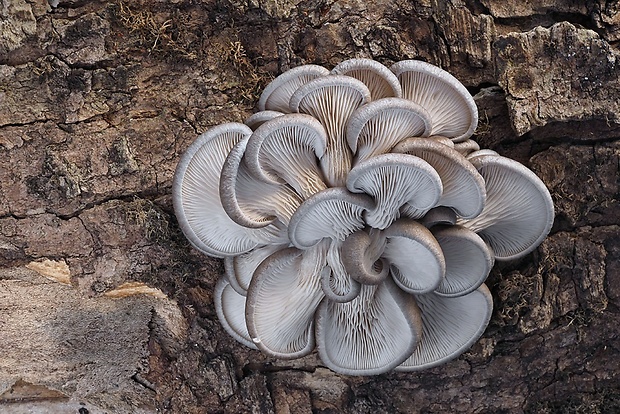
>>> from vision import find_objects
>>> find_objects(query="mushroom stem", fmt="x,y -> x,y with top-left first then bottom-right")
322,240 -> 362,302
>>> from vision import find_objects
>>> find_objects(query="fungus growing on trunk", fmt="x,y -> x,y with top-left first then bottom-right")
173,58 -> 555,376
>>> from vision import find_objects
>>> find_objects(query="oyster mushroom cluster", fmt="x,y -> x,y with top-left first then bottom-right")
172,59 -> 554,376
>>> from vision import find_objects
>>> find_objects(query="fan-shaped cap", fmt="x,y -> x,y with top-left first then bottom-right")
245,110 -> 284,130
224,244 -> 287,295
390,60 -> 478,142
393,137 -> 486,219
246,244 -> 327,359
214,276 -> 257,349
220,135 -> 303,228
173,123 -> 285,257
462,154 -> 555,260
453,138 -> 480,156
431,225 -> 494,297
323,240 -> 361,303
288,187 -> 375,249
346,98 -> 432,164
382,219 -> 445,294
419,206 -> 457,228
346,153 -> 443,229
331,58 -> 402,100
258,65 -> 330,112
290,75 -> 371,186
396,284 -> 493,371
245,114 -> 328,199
316,280 -> 423,376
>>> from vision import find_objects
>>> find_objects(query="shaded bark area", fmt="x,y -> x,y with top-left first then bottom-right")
1,0 -> 618,412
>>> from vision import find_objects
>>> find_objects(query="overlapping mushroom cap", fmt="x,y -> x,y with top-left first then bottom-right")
173,59 -> 555,376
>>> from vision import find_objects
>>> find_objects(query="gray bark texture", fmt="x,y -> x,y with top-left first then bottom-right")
1,0 -> 619,413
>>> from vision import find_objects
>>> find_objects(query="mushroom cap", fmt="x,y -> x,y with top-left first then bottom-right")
246,244 -> 327,359
453,138 -> 480,156
224,243 -> 287,295
396,284 -> 493,371
462,154 -> 555,260
214,276 -> 258,349
258,64 -> 330,112
419,206 -> 457,228
219,135 -> 303,228
290,75 -> 372,186
382,219 -> 446,294
245,110 -> 284,130
392,137 -> 486,219
390,60 -> 478,142
346,97 -> 432,163
288,187 -> 375,249
346,153 -> 443,229
341,229 -> 390,285
331,58 -> 402,100
244,113 -> 328,199
316,279 -> 423,376
172,123 -> 286,257
431,225 -> 494,297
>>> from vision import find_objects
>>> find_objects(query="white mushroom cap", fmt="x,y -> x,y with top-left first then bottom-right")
245,110 -> 284,130
245,244 -> 327,359
224,243 -> 287,295
462,153 -> 555,260
382,219 -> 446,294
245,114 -> 328,199
316,279 -> 423,376
346,97 -> 432,164
390,60 -> 478,142
346,153 -> 443,229
258,65 -> 330,112
172,123 -> 286,258
431,225 -> 494,297
220,135 -> 303,227
214,276 -> 258,349
396,284 -> 493,371
323,240 -> 361,303
393,137 -> 486,219
288,187 -> 375,249
331,58 -> 402,100
290,75 -> 371,186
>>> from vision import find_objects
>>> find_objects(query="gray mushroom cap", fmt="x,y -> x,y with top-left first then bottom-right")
245,244 -> 327,359
245,110 -> 284,130
331,58 -> 403,100
219,135 -> 303,228
288,187 -> 375,249
290,75 -> 371,186
258,65 -> 330,112
392,137 -> 486,219
316,279 -> 423,376
346,97 -> 432,164
224,244 -> 287,295
340,229 -> 389,285
396,284 -> 493,371
390,60 -> 478,142
346,153 -> 443,229
172,123 -> 286,258
244,113 -> 328,199
462,153 -> 555,260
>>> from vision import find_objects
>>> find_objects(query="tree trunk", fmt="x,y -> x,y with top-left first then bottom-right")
1,0 -> 618,413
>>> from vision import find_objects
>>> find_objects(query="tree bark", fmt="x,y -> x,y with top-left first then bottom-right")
1,0 -> 618,413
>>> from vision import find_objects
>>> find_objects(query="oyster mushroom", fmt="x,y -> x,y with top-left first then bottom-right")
246,244 -> 327,359
244,114 -> 328,199
258,65 -> 330,113
245,110 -> 284,130
346,153 -> 443,229
331,58 -> 402,100
390,60 -> 478,142
214,276 -> 257,349
396,284 -> 493,371
290,75 -> 371,186
462,152 -> 555,260
346,98 -> 432,164
224,244 -> 287,295
220,135 -> 303,228
316,279 -> 423,376
322,240 -> 362,303
172,123 -> 286,257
